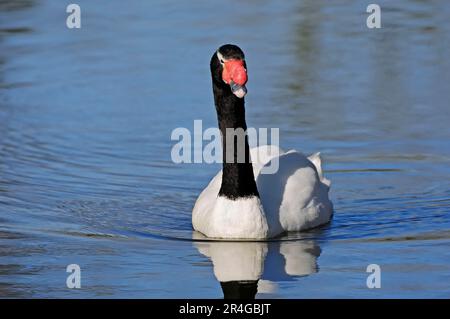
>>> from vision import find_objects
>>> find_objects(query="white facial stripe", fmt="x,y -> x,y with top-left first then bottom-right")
216,51 -> 226,65
216,51 -> 246,65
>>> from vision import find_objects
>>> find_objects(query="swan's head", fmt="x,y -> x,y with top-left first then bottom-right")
211,44 -> 248,98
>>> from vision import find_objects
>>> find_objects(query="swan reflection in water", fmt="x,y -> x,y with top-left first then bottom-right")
193,233 -> 321,299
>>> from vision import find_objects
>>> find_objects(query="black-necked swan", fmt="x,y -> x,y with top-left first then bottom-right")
192,44 -> 333,239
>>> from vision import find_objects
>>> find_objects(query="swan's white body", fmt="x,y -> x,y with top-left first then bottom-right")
192,145 -> 333,239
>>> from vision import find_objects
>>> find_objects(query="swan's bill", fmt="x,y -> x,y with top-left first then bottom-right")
230,81 -> 247,98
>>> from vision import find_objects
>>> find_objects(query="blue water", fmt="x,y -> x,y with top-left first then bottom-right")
0,0 -> 449,298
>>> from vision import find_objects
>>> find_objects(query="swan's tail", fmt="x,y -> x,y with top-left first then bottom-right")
308,152 -> 331,189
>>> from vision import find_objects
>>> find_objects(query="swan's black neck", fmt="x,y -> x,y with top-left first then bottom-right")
220,280 -> 258,299
212,79 -> 259,200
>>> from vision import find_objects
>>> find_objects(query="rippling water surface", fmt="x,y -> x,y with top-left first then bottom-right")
0,0 -> 449,298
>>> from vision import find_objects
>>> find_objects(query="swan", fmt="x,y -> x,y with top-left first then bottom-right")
192,44 -> 333,239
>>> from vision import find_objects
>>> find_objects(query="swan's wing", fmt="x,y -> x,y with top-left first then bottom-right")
250,145 -> 284,176
256,150 -> 333,232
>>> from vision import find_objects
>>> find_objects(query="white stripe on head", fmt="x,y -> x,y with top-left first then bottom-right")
216,50 -> 226,65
